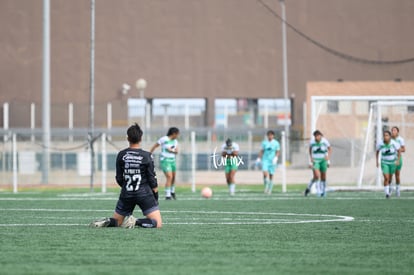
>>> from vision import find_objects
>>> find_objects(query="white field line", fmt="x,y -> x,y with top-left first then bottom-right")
0,208 -> 110,212
0,223 -> 84,227
0,195 -> 412,201
58,193 -> 117,197
0,197 -> 385,201
165,219 -> 352,225
0,198 -> 115,201
0,209 -> 354,226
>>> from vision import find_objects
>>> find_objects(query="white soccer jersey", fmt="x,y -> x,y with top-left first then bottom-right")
393,136 -> 405,148
157,136 -> 178,160
309,137 -> 330,160
221,142 -> 240,155
376,139 -> 400,164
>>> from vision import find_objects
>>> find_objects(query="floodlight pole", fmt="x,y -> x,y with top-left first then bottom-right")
136,78 -> 147,100
136,78 -> 147,127
42,0 -> 51,184
161,104 -> 171,128
88,0 -> 96,192
280,0 -> 290,160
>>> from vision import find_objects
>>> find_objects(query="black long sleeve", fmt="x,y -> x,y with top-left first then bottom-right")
115,152 -> 124,187
146,154 -> 158,190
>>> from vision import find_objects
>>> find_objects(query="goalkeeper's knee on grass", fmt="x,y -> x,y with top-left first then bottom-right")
91,217 -> 157,228
135,218 -> 158,228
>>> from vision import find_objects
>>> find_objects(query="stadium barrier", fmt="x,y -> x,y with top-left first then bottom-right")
0,126 -> 412,192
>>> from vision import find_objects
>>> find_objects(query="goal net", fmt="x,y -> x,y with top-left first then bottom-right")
310,96 -> 414,190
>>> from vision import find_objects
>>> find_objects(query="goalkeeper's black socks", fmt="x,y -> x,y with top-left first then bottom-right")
108,218 -> 118,227
135,218 -> 158,228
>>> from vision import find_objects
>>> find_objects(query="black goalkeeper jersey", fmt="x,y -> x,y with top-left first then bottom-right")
115,148 -> 158,199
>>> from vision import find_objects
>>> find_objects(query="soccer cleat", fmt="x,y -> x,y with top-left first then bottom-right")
89,217 -> 110,228
121,215 -> 136,229
386,194 -> 390,199
171,193 -> 177,200
396,190 -> 401,197
304,188 -> 310,197
165,196 -> 172,200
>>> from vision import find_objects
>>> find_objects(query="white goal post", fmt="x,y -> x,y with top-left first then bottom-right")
310,96 -> 414,137
310,95 -> 414,188
358,100 -> 414,188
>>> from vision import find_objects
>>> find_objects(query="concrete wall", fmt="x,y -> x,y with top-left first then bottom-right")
1,0 -> 414,129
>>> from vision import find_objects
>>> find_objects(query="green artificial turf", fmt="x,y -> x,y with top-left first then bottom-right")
0,186 -> 413,275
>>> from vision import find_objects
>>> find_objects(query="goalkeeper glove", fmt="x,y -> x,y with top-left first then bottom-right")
272,156 -> 278,165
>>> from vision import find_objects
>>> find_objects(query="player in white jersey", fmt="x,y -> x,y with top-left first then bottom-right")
221,138 -> 240,195
391,126 -> 405,197
150,127 -> 180,200
304,130 -> 331,197
376,130 -> 401,199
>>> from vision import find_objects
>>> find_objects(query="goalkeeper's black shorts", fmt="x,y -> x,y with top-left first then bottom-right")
115,194 -> 159,217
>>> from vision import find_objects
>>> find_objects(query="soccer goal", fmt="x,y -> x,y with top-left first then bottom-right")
310,95 -> 414,190
358,100 -> 414,189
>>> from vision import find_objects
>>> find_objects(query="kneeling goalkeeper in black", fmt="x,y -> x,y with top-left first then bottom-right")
90,123 -> 162,228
